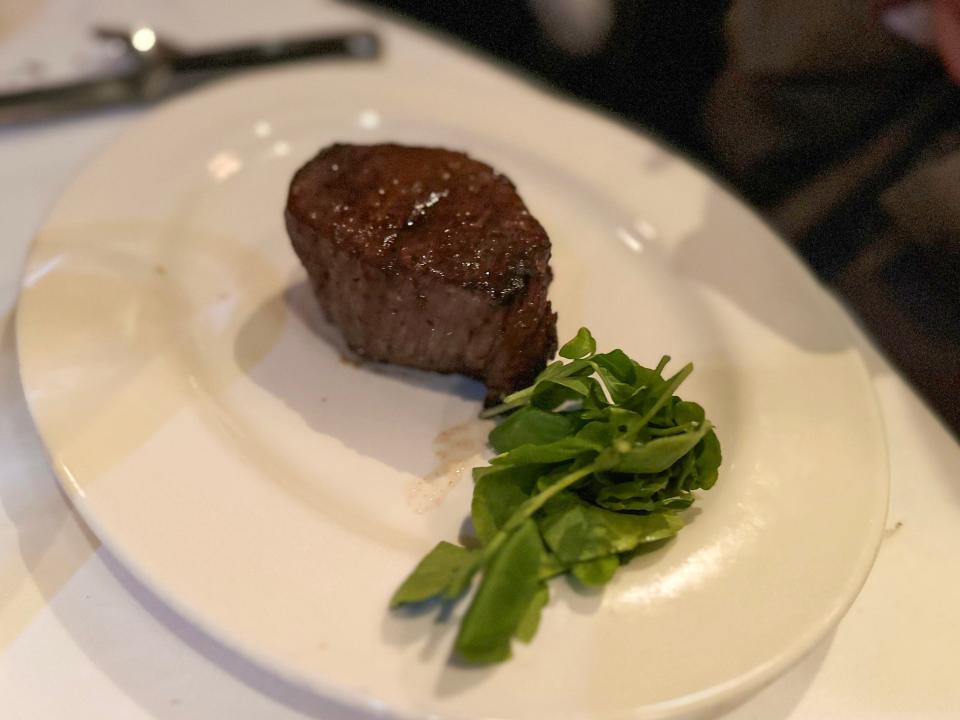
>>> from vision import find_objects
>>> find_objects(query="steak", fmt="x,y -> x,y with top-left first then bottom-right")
285,143 -> 557,401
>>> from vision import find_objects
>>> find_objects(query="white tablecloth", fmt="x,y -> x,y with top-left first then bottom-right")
2,1 -> 958,718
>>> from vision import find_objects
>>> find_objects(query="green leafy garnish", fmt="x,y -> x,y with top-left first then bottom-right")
454,520 -> 545,663
390,328 -> 722,664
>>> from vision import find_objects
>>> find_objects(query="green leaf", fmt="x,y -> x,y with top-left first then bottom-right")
390,542 -> 477,607
657,494 -> 696,510
533,359 -> 565,383
539,494 -> 683,564
607,475 -> 670,499
546,358 -> 595,379
595,476 -> 669,505
581,405 -> 642,428
694,429 -> 722,490
489,408 -> 575,454
471,465 -> 541,545
614,421 -> 712,474
528,360 -> 595,411
444,557 -> 482,599
581,376 -> 612,412
530,382 -> 581,411
455,520 -> 544,664
591,349 -> 636,383
538,550 -> 568,579
673,400 -> 706,426
482,356 -> 593,417
647,421 -> 700,438
632,364 -> 667,393
594,366 -> 635,404
490,436 -> 602,466
575,421 -> 615,446
533,463 -> 586,493
515,583 -> 549,642
594,497 -> 657,512
670,450 -> 699,492
558,327 -> 596,359
620,536 -> 674,562
544,376 -> 596,397
622,363 -> 693,434
572,555 -> 620,586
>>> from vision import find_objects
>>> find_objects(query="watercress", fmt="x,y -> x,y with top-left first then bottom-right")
390,328 -> 722,664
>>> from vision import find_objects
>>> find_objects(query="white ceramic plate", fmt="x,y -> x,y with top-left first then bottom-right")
17,64 -> 888,720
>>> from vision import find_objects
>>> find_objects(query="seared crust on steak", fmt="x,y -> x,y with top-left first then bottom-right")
285,143 -> 557,400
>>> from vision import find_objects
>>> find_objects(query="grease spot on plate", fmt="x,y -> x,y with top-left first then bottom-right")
407,418 -> 493,513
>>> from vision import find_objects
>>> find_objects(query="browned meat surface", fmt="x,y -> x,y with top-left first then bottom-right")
285,143 -> 557,400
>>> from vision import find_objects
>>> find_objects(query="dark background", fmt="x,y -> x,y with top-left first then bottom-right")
367,1 -> 730,158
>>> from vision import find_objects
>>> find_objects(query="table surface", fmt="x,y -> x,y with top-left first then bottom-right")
2,1 -> 958,719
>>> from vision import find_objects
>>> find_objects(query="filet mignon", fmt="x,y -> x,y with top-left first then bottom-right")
285,143 -> 557,400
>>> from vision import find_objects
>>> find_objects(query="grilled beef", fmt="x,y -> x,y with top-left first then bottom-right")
285,143 -> 557,400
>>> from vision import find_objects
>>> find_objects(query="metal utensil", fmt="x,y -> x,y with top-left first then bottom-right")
0,27 -> 380,126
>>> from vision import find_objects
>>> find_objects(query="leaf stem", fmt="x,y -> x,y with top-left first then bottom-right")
481,358 -> 597,418
623,363 -> 693,442
479,395 -> 530,418
479,461 -> 600,562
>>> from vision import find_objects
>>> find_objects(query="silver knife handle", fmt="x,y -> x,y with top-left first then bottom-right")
171,31 -> 380,72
